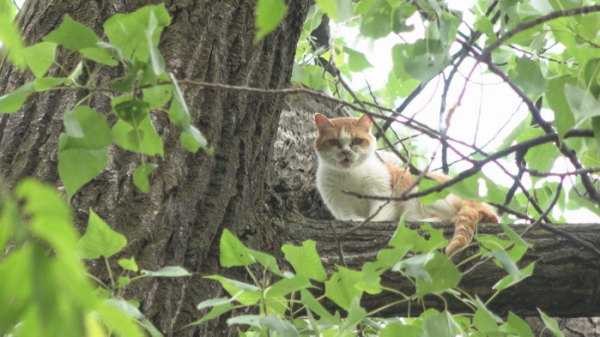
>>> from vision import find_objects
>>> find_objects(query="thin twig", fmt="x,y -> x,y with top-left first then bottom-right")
329,221 -> 347,267
483,5 -> 600,56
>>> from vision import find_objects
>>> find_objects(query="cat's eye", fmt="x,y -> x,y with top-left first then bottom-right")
351,138 -> 363,145
329,139 -> 340,146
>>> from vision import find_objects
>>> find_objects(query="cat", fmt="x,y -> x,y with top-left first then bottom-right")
313,113 -> 498,255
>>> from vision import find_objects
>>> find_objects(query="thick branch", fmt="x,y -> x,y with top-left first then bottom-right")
285,217 -> 600,317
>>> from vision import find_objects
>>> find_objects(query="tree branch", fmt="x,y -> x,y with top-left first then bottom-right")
483,5 -> 600,56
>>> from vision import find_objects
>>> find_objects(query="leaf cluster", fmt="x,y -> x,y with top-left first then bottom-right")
191,215 -> 561,336
0,179 -> 192,336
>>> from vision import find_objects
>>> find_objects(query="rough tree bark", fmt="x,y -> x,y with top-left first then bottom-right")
1,1 -> 600,337
0,0 -> 311,336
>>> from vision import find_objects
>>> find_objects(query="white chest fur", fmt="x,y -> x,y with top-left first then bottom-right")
316,155 -> 397,220
316,153 -> 457,222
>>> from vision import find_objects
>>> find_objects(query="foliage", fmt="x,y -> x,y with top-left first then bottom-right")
0,179 -> 192,336
0,4 -> 211,201
1,0 -> 598,336
187,220 -> 564,336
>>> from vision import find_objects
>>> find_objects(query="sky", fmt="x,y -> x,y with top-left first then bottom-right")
339,0 -> 600,223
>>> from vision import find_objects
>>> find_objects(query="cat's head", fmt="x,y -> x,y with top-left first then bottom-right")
314,113 -> 375,170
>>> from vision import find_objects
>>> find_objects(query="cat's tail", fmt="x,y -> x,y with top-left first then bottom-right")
446,200 -> 499,256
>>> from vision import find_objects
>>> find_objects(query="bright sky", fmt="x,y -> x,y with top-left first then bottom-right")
339,0 -> 600,223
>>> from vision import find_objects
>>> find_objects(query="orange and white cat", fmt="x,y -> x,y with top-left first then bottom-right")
314,113 -> 498,255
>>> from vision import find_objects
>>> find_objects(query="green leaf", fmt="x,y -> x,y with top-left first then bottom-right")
104,5 -> 171,62
517,127 -> 559,173
498,114 -> 532,150
303,5 -> 323,32
112,96 -> 150,125
247,250 -> 284,277
281,240 -> 327,281
564,84 -> 600,119
546,76 -> 576,143
593,116 -> 600,152
316,0 -> 353,23
339,297 -> 367,332
538,308 -> 564,337
0,0 -> 25,68
204,275 -> 261,305
43,15 -> 100,51
68,61 -> 83,84
197,296 -> 239,311
344,47 -> 373,72
133,163 -> 158,193
104,298 -> 162,337
112,116 -> 164,157
141,266 -> 192,277
381,322 -> 422,337
181,125 -> 210,154
325,266 -> 363,310
59,109 -> 84,138
169,74 -> 211,154
486,250 -> 521,280
23,42 -> 57,77
395,253 -> 435,282
268,275 -> 312,298
33,79 -> 64,92
362,245 -> 411,288
186,302 -> 234,327
474,16 -> 496,43
260,316 -> 300,337
493,262 -> 535,291
300,289 -> 341,326
479,235 -> 527,264
404,40 -> 448,82
59,106 -> 112,150
418,179 -> 449,205
220,229 -> 254,267
254,0 -> 288,42
146,11 -> 165,76
389,216 -> 445,253
142,82 -> 172,109
360,1 -> 392,38
76,208 -> 127,259
507,312 -> 534,337
118,257 -> 139,272
58,148 -> 109,199
0,81 -> 35,113
118,276 -> 131,288
416,252 -> 461,297
80,45 -> 118,66
502,224 -> 532,248
180,132 -> 201,153
0,200 -> 18,253
473,298 -> 499,333
422,311 -> 458,337
511,57 -> 547,97
228,315 -> 262,328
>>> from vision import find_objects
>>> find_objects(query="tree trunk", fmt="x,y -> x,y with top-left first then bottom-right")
0,0 -> 311,335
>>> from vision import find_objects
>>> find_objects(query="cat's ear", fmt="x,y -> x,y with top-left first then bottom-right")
315,113 -> 335,131
355,114 -> 372,130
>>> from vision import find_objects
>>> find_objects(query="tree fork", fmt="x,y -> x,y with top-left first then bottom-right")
285,218 -> 600,318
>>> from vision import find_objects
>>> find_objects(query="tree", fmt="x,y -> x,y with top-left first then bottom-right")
2,0 -> 600,336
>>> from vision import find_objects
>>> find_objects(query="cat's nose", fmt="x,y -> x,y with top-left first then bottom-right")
341,150 -> 352,156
